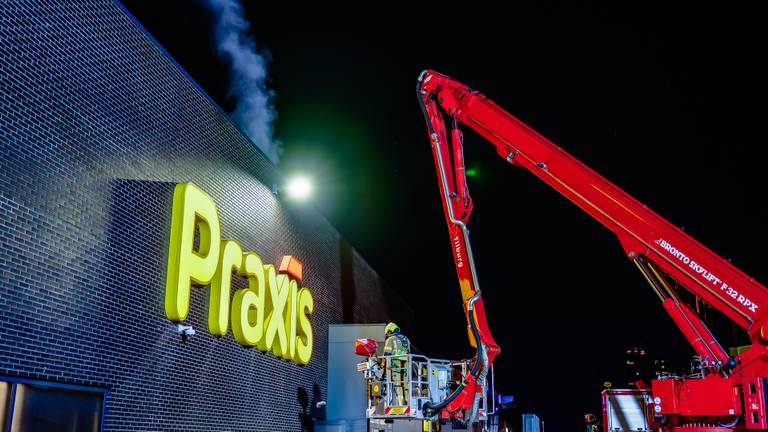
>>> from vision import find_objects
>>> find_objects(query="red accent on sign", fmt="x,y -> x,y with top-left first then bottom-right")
279,255 -> 303,282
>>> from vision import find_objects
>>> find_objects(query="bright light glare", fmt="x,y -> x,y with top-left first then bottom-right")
285,176 -> 312,200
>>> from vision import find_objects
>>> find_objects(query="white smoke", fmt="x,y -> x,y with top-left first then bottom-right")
206,0 -> 281,163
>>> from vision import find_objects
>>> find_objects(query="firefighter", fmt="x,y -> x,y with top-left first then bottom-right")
383,322 -> 410,407
383,322 -> 410,356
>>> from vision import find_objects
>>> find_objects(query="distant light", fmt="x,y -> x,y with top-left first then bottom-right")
465,168 -> 478,177
285,176 -> 312,200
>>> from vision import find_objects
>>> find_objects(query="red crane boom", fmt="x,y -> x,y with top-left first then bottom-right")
417,69 -> 768,430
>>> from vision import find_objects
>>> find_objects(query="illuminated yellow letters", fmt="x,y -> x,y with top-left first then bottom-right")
284,280 -> 299,359
209,240 -> 243,336
294,287 -> 314,365
263,266 -> 289,356
165,183 -> 221,322
164,182 -> 315,364
231,253 -> 266,347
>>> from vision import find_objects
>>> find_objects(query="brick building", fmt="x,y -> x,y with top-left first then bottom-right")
0,1 -> 412,430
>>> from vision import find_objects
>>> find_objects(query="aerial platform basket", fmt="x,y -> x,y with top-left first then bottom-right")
358,353 -> 488,423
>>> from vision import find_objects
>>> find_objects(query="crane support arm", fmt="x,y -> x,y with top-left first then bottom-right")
418,70 -> 768,346
417,69 -> 768,429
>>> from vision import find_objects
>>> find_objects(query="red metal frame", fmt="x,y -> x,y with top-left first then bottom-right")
417,69 -> 768,429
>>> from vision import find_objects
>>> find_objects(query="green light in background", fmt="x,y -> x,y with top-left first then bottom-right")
465,168 -> 478,177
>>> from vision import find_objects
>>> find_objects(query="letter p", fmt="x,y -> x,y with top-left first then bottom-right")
165,182 -> 221,322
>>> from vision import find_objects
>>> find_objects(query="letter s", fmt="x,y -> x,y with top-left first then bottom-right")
293,288 -> 314,365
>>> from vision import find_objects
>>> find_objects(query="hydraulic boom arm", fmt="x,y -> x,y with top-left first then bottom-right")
417,69 -> 768,428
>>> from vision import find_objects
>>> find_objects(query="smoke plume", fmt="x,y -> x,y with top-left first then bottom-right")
206,0 -> 281,163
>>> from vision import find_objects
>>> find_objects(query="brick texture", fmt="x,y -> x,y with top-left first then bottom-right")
0,1 -> 413,430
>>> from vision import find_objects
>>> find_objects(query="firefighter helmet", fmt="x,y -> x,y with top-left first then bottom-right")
384,322 -> 400,337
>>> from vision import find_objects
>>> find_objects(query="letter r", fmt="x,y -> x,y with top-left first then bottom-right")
209,240 -> 243,336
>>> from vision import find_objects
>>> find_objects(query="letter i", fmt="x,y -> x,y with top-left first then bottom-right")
284,279 -> 299,359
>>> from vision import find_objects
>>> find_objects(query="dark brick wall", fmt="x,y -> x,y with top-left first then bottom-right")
0,1 -> 412,431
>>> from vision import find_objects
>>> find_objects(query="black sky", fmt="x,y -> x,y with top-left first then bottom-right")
119,3 -> 767,429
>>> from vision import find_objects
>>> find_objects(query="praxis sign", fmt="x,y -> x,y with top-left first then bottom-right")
164,182 -> 313,365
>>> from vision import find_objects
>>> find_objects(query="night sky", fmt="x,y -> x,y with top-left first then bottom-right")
120,3 -> 767,429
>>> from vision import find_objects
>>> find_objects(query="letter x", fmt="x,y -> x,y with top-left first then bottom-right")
265,273 -> 289,355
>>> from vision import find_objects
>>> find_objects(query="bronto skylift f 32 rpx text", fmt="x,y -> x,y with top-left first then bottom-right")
416,69 -> 768,431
